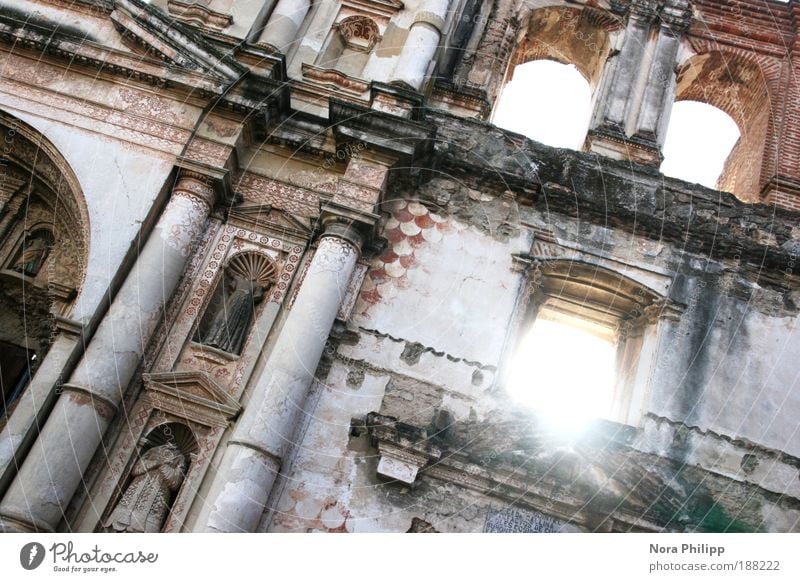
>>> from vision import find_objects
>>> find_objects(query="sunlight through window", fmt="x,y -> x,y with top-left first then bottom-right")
492,60 -> 592,150
508,315 -> 616,435
661,101 -> 740,189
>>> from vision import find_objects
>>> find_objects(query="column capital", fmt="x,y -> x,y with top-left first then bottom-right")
173,169 -> 218,211
659,0 -> 692,35
318,201 -> 383,256
174,158 -> 235,209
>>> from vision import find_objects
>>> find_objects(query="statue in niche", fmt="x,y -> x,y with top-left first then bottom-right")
196,252 -> 276,356
103,443 -> 188,533
12,229 -> 53,277
201,276 -> 265,355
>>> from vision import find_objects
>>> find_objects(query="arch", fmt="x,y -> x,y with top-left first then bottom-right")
661,101 -> 741,188
0,110 -> 90,421
0,109 -> 90,305
673,51 -> 772,201
493,6 -> 618,149
508,6 -> 617,92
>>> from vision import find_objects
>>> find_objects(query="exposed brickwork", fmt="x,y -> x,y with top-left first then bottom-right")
510,7 -> 614,89
466,0 -> 800,209
688,0 -> 800,207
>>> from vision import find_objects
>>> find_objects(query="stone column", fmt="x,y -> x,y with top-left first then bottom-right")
0,171 -> 215,532
0,321 -> 81,495
390,0 -> 451,90
632,2 -> 690,146
204,218 -> 364,532
589,1 -> 655,135
257,0 -> 311,51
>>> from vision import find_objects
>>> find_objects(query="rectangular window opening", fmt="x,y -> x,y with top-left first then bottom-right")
508,307 -> 618,432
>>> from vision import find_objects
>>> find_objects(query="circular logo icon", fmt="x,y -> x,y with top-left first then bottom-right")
20,542 -> 45,570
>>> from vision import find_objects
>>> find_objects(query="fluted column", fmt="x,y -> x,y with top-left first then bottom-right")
204,219 -> 363,532
0,171 -> 215,532
390,0 -> 451,90
257,0 -> 311,51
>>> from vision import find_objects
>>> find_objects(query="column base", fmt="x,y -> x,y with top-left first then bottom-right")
585,126 -> 663,166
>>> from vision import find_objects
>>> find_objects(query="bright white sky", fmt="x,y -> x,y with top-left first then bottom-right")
508,318 -> 616,434
497,60 -> 746,429
493,60 -> 742,189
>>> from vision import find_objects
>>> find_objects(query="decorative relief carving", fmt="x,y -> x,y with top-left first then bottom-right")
311,236 -> 359,275
337,15 -> 381,51
162,195 -> 209,258
337,263 -> 368,321
0,57 -> 190,153
234,171 -> 319,217
183,138 -> 234,168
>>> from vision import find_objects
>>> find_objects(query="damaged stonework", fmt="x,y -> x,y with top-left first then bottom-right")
4,0 -> 800,535
364,412 -> 799,532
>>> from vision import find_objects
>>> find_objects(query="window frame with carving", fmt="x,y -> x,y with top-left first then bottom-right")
500,255 -> 681,428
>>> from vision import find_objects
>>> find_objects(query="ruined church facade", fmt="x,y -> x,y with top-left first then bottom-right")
0,0 -> 798,533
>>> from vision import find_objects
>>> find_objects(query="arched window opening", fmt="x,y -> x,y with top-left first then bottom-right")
491,6 -> 615,150
661,101 -> 740,189
493,61 -> 593,150
666,51 -> 771,202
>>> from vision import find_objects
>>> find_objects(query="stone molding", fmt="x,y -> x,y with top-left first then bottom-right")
142,371 -> 241,428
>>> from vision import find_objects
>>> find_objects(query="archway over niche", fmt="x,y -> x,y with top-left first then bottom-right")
0,110 -> 90,421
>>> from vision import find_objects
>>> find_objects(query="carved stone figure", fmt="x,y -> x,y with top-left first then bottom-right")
201,276 -> 265,355
103,443 -> 187,533
12,230 -> 53,276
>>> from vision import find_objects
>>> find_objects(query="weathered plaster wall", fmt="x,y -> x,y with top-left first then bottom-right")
266,160 -> 800,532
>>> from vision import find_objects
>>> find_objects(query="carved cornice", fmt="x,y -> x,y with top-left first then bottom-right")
367,413 -> 442,485
363,412 -> 777,532
329,98 -> 435,161
342,0 -> 404,19
301,63 -> 370,95
0,0 -> 288,114
167,0 -> 234,31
